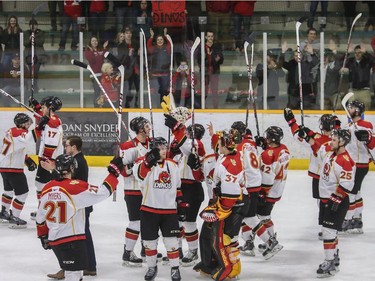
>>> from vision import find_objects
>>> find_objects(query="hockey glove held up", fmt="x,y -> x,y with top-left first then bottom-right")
187,152 -> 201,170
39,235 -> 51,250
355,130 -> 371,143
25,157 -> 37,171
255,136 -> 267,150
144,148 -> 160,168
29,97 -> 41,111
298,126 -> 315,142
329,193 -> 343,212
283,108 -> 296,126
36,116 -> 50,131
164,114 -> 180,131
107,156 -> 124,177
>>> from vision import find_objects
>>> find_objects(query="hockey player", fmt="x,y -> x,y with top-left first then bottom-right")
132,137 -> 184,281
315,129 -> 354,278
342,100 -> 374,233
29,96 -> 63,219
198,129 -> 244,281
0,113 -> 46,228
36,154 -> 124,281
120,116 -> 152,266
255,126 -> 289,257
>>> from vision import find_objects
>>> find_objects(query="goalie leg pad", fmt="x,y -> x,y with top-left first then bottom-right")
211,221 -> 232,281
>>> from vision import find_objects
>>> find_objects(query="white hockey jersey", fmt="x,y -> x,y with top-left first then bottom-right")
36,174 -> 118,245
36,114 -> 63,160
0,127 -> 39,172
201,153 -> 217,200
133,158 -> 182,214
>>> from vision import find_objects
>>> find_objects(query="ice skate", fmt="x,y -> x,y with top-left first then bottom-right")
122,245 -> 143,267
347,217 -> 363,234
181,248 -> 198,267
316,259 -> 336,278
239,238 -> 255,256
8,211 -> 27,229
262,235 -> 283,260
144,266 -> 157,281
171,266 -> 181,281
0,206 -> 10,223
338,219 -> 352,234
258,242 -> 267,253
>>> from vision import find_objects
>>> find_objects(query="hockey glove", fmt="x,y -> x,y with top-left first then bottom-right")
144,148 -> 160,168
36,116 -> 50,131
39,235 -> 51,250
187,152 -> 201,170
125,163 -> 134,176
255,136 -> 266,150
107,156 -> 124,177
298,126 -> 315,142
25,157 -> 37,171
164,114 -> 180,131
283,108 -> 296,126
329,193 -> 343,212
355,130 -> 371,143
177,201 -> 190,222
29,97 -> 41,110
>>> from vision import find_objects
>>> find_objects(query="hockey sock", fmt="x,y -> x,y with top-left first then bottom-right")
164,237 -> 180,267
12,192 -> 28,218
2,191 -> 14,211
144,239 -> 158,267
125,221 -> 140,251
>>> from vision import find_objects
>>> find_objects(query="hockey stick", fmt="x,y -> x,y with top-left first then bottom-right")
104,52 -> 125,202
244,32 -> 259,136
341,92 -> 375,163
333,13 -> 362,113
140,28 -> 155,140
190,37 -> 201,144
165,34 -> 176,110
296,15 -> 308,126
0,88 -> 42,118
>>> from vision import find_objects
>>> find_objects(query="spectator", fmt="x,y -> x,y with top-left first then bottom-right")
300,27 -> 320,51
112,31 -> 125,57
84,36 -> 108,107
114,1 -> 136,32
198,31 -> 224,109
364,1 -> 375,31
1,15 -> 22,67
307,1 -> 328,31
48,1 -> 64,31
340,45 -> 375,110
97,62 -> 121,108
342,1 -> 357,33
172,57 -> 191,107
1,54 -> 29,107
24,19 -> 46,95
88,0 -> 108,39
59,0 -> 82,51
323,49 -> 341,110
134,0 -> 152,39
256,50 -> 285,109
147,28 -> 171,104
206,1 -> 233,50
117,27 -> 140,108
232,1 -> 256,52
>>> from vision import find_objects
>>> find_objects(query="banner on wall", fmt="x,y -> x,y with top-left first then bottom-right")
152,0 -> 186,27
58,112 -> 129,156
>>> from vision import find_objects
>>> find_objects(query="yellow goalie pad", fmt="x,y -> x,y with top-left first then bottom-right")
223,234 -> 241,279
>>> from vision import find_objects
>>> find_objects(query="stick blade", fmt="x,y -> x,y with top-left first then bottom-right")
105,52 -> 122,68
245,31 -> 258,45
341,92 -> 354,108
297,15 -> 309,24
191,37 -> 201,51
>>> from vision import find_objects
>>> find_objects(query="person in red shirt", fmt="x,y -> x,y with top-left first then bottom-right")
59,0 -> 82,51
97,62 -> 121,108
232,1 -> 256,52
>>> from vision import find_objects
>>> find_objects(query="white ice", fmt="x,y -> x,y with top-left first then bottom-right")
1,168 -> 375,281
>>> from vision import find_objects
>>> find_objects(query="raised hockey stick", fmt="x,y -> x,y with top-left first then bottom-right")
341,92 -> 375,163
104,52 -> 125,202
244,32 -> 259,136
190,37 -> 201,143
165,34 -> 176,110
333,13 -> 362,113
0,88 -> 42,118
296,15 -> 308,126
140,28 -> 155,140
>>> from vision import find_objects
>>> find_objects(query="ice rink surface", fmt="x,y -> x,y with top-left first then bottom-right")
1,168 -> 375,281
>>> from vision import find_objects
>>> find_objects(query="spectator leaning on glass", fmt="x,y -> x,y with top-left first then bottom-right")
340,45 -> 375,110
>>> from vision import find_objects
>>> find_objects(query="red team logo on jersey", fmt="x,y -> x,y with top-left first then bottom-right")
154,171 -> 172,189
323,162 -> 331,179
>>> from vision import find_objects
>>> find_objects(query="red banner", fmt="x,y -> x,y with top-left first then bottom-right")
152,0 -> 186,27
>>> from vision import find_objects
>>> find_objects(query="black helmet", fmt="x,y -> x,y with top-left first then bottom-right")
55,154 -> 77,176
264,126 -> 283,144
347,100 -> 365,115
129,116 -> 150,134
231,121 -> 247,136
186,124 -> 205,140
14,113 -> 32,127
319,114 -> 336,132
331,129 -> 351,146
150,137 -> 168,150
41,96 -> 62,112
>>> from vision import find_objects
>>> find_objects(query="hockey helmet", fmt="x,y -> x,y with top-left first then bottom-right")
331,129 -> 351,146
40,96 -> 62,112
319,114 -> 336,132
170,106 -> 191,124
150,137 -> 168,150
231,121 -> 247,136
186,124 -> 205,140
130,116 -> 150,134
264,126 -> 283,144
14,113 -> 32,128
347,100 -> 365,115
218,129 -> 242,150
55,154 -> 77,176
